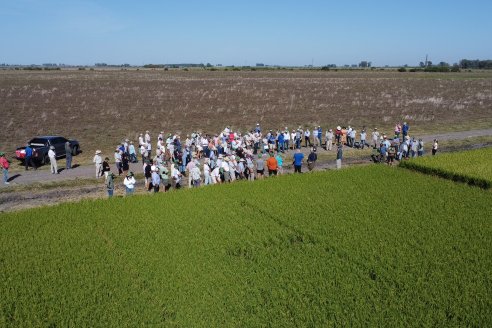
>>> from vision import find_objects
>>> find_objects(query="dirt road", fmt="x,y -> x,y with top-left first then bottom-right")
1,128 -> 491,213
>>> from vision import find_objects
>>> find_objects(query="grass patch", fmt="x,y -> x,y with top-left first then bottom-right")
400,148 -> 492,189
0,166 -> 491,326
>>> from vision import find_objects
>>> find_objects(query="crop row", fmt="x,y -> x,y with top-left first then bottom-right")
0,165 -> 491,326
400,147 -> 492,188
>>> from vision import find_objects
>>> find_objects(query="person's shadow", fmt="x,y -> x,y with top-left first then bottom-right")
7,174 -> 21,182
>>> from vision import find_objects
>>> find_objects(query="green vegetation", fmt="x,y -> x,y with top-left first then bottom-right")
400,147 -> 492,188
1,165 -> 491,326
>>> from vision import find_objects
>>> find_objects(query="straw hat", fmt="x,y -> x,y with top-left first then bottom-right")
95,150 -> 101,154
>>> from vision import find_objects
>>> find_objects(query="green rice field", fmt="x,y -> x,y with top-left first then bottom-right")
400,147 -> 492,188
1,165 -> 491,327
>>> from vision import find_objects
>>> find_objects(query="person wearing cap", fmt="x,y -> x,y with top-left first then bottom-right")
307,147 -> 317,171
293,149 -> 304,173
372,128 -> 380,148
325,128 -> 334,151
335,126 -> 342,144
283,129 -> 290,151
221,157 -> 231,182
159,165 -> 171,192
93,150 -> 103,178
360,129 -> 367,149
105,172 -> 115,197
304,128 -> 311,148
124,172 -> 136,195
47,146 -> 58,174
191,162 -> 201,187
0,152 -> 10,185
24,143 -> 37,171
171,163 -> 182,189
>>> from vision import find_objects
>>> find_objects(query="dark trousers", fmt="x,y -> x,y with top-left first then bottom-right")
294,165 -> 302,173
25,156 -> 36,170
66,153 -> 72,169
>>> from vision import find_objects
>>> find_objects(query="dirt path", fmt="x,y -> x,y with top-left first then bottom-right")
1,128 -> 491,213
3,128 -> 492,187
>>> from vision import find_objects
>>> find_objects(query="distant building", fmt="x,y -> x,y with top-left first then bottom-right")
256,63 -> 265,67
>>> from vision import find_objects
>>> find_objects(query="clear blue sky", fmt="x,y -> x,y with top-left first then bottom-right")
1,0 -> 491,66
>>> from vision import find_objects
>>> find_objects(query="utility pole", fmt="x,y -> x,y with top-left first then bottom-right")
425,54 -> 428,67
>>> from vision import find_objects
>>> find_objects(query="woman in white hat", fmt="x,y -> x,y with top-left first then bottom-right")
93,150 -> 103,178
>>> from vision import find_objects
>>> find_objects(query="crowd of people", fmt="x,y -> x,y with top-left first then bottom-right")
96,122 -> 437,197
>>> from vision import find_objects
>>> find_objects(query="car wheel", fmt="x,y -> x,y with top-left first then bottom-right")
72,146 -> 78,156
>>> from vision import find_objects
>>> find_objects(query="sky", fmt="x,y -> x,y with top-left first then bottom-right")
1,0 -> 491,66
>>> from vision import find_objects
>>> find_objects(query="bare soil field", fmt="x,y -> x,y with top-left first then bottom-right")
1,69 -> 491,165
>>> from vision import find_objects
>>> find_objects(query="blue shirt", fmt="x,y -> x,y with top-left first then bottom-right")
278,133 -> 284,143
25,146 -> 33,157
293,153 -> 304,166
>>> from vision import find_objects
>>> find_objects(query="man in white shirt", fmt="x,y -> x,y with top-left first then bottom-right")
372,128 -> 380,148
325,129 -> 334,151
48,146 -> 58,174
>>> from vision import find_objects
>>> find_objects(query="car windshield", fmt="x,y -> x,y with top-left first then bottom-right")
29,138 -> 48,146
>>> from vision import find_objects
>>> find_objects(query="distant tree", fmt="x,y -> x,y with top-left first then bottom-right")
419,62 -> 426,68
427,61 -> 433,67
206,63 -> 212,67
438,61 -> 449,67
397,67 -> 407,72
359,61 -> 369,68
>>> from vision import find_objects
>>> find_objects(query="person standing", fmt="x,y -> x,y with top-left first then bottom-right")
114,149 -> 123,175
360,129 -> 367,149
0,152 -> 10,185
65,141 -> 72,170
336,144 -> 343,169
105,172 -> 115,197
304,128 -> 311,148
121,153 -> 129,177
266,153 -> 278,176
293,149 -> 304,173
102,157 -> 111,178
307,147 -> 318,171
256,154 -> 265,179
48,146 -> 58,174
124,172 -> 136,195
93,150 -> 103,178
418,139 -> 424,157
432,139 -> 439,155
151,167 -> 161,193
160,166 -> 172,192
325,129 -> 334,151
24,143 -> 37,171
275,152 -> 283,175
372,128 -> 380,148
191,162 -> 202,187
